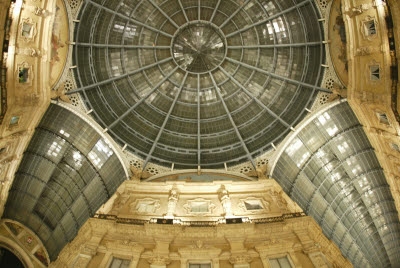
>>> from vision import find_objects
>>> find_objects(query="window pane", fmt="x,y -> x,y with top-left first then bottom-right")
110,258 -> 130,268
244,200 -> 263,210
191,202 -> 209,212
278,257 -> 292,268
270,259 -> 281,268
110,258 -> 122,268
270,256 -> 292,268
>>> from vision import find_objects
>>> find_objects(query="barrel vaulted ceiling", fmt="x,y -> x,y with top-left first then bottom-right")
4,104 -> 127,260
272,102 -> 400,267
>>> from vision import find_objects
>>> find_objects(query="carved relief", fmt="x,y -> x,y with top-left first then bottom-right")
183,198 -> 216,215
34,7 -> 51,17
16,47 -> 41,57
147,254 -> 171,266
355,46 -> 373,56
130,198 -> 160,215
110,192 -> 130,215
269,190 -> 289,212
309,252 -> 330,268
238,197 -> 270,214
229,254 -> 252,265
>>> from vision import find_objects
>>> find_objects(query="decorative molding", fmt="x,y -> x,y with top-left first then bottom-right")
360,15 -> 378,41
18,17 -> 37,43
16,62 -> 33,87
238,197 -> 270,214
183,198 -> 216,215
130,198 -> 161,215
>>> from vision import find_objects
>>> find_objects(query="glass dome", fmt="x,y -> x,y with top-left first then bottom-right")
71,0 -> 327,169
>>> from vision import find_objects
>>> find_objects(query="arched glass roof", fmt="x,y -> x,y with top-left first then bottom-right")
272,102 -> 400,267
3,104 -> 126,260
70,0 -> 327,169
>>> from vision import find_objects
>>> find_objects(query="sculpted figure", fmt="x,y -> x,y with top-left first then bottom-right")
219,186 -> 232,217
166,189 -> 178,217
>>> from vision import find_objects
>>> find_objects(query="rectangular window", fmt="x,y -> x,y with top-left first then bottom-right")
269,256 -> 293,268
109,257 -> 130,268
370,65 -> 380,81
10,116 -> 20,126
364,20 -> 376,36
391,143 -> 400,153
377,113 -> 390,125
244,200 -> 263,210
191,201 -> 209,213
189,264 -> 211,268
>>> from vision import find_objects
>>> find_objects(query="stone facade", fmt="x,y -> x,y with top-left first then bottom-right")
49,179 -> 352,268
343,0 -> 400,221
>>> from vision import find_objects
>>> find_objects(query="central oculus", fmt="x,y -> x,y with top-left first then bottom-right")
172,23 -> 226,73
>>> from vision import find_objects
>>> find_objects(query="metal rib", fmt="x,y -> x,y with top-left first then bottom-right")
178,0 -> 189,22
66,57 -> 173,95
75,42 -> 170,49
227,41 -> 323,49
148,0 -> 180,29
197,74 -> 201,166
219,66 -> 292,129
220,0 -> 251,28
87,0 -> 173,38
210,0 -> 221,22
142,73 -> 189,170
225,57 -> 331,93
209,71 -> 256,169
226,0 -> 311,38
107,66 -> 179,129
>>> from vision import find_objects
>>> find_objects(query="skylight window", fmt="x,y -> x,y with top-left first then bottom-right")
47,140 -> 64,157
285,138 -> 303,157
72,151 -> 82,168
88,139 -> 113,169
59,129 -> 70,138
337,142 -> 349,153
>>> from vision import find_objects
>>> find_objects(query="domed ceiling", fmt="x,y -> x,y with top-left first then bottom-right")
70,0 -> 327,169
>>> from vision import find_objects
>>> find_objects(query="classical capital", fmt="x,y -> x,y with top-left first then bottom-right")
148,255 -> 171,266
229,254 -> 252,265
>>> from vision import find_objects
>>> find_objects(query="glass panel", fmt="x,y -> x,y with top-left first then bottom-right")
191,202 -> 209,213
269,259 -> 281,268
244,200 -> 263,210
109,258 -> 130,268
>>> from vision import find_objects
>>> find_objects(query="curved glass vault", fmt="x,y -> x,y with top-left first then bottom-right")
272,102 -> 400,268
70,0 -> 327,169
3,104 -> 126,260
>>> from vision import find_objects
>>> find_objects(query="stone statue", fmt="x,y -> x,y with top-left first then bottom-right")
245,164 -> 269,180
166,189 -> 179,218
219,186 -> 232,217
271,190 -> 288,212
